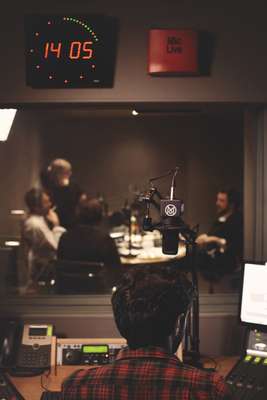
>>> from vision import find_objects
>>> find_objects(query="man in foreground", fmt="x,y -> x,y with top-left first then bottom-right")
62,266 -> 232,399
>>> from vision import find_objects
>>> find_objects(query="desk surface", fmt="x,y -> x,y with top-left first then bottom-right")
114,231 -> 186,265
120,243 -> 186,265
10,356 -> 238,400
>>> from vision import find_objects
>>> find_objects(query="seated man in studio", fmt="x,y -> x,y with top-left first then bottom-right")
57,197 -> 121,285
196,188 -> 243,280
62,267 -> 232,399
19,188 -> 65,291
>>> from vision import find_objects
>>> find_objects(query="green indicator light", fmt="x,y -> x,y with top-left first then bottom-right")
47,326 -> 53,337
263,358 -> 267,365
244,355 -> 252,362
64,18 -> 98,41
83,345 -> 108,354
254,357 -> 262,364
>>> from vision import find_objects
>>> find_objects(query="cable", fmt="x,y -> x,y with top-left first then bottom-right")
149,169 -> 173,185
40,369 -> 51,391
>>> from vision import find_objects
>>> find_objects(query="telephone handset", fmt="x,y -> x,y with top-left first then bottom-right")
0,321 -> 53,376
0,320 -> 20,368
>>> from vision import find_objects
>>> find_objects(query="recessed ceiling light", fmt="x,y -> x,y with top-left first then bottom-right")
0,109 -> 17,141
132,110 -> 139,116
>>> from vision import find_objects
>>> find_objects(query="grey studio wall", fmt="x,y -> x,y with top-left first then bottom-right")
0,108 -> 243,237
1,0 -> 267,104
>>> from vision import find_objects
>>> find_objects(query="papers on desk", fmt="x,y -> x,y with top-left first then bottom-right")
110,232 -> 125,239
115,231 -> 186,261
119,248 -> 142,257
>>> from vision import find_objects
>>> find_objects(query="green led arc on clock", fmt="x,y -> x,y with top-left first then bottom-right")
63,17 -> 99,42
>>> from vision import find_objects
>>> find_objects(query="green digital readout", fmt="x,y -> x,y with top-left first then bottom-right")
82,345 -> 108,354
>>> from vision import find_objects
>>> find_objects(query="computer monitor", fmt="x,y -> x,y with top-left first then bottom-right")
241,263 -> 267,327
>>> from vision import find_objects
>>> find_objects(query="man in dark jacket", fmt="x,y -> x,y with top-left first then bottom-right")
57,198 -> 121,287
197,188 -> 243,279
40,158 -> 83,229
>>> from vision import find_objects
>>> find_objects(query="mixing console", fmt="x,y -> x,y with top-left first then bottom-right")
226,355 -> 267,399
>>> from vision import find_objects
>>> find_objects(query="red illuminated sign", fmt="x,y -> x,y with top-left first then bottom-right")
148,29 -> 199,75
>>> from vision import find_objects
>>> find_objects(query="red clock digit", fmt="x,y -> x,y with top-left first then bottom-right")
82,41 -> 93,59
69,41 -> 82,59
69,41 -> 93,59
44,42 -> 62,58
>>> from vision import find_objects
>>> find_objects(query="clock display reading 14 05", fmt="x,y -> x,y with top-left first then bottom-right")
24,15 -> 118,88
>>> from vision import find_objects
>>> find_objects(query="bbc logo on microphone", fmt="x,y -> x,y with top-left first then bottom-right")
160,200 -> 184,218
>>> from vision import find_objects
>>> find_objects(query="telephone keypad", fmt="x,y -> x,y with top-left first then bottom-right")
17,345 -> 51,368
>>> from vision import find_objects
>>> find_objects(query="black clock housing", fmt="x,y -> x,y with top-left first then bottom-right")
24,14 -> 118,88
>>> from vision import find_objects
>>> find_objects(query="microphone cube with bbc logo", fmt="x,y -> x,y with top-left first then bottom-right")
160,199 -> 184,218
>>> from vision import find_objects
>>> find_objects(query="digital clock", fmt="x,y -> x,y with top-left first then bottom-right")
24,14 -> 118,88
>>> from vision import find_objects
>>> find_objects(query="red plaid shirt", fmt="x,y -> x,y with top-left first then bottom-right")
62,347 -> 232,400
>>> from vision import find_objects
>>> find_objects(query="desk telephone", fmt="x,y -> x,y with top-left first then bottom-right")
0,321 -> 53,376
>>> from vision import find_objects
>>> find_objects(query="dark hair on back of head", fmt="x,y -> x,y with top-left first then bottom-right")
24,188 -> 43,213
76,198 -> 103,225
111,265 -> 194,349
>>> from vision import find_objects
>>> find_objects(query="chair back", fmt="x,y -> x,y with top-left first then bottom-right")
0,247 -> 17,294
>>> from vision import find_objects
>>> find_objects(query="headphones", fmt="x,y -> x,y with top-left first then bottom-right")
171,283 -> 196,353
171,310 -> 190,353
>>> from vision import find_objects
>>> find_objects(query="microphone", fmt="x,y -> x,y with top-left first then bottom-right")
160,200 -> 184,254
160,167 -> 184,255
139,167 -> 187,255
